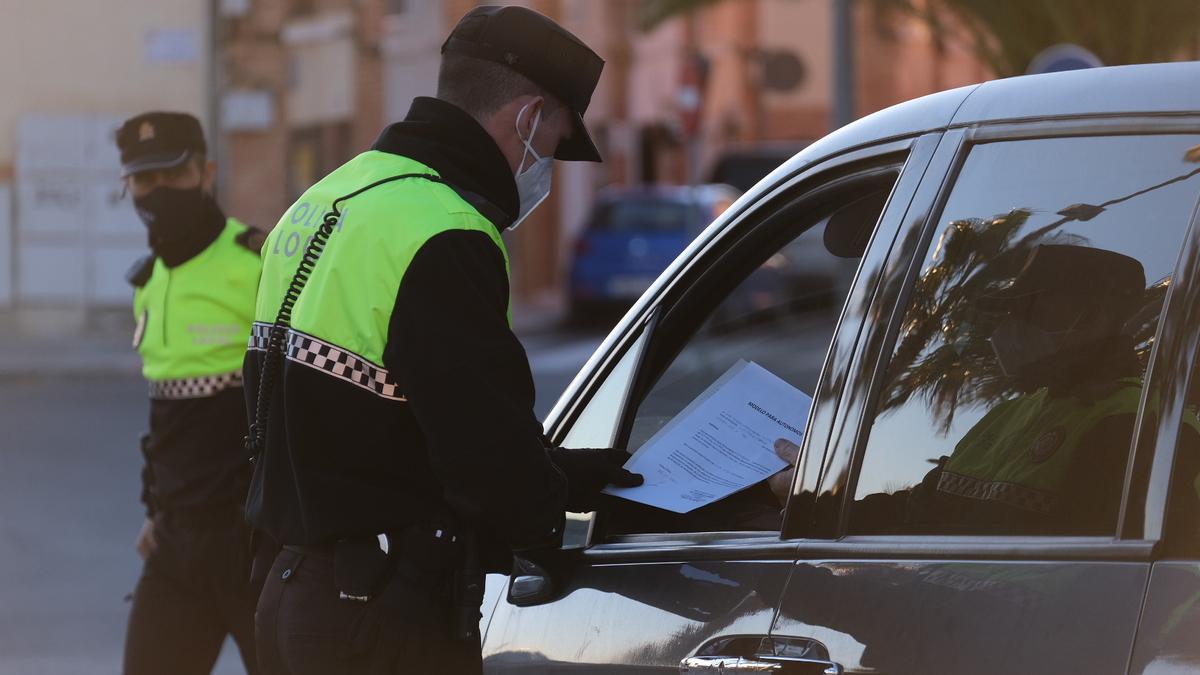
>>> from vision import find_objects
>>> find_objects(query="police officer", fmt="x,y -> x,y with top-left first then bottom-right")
243,6 -> 641,674
117,112 -> 262,675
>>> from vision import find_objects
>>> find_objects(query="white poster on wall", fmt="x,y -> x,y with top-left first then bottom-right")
15,114 -> 143,307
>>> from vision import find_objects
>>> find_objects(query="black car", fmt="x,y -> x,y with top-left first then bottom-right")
480,62 -> 1200,674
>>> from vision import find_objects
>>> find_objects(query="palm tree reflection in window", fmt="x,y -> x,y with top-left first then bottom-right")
879,162 -> 1200,433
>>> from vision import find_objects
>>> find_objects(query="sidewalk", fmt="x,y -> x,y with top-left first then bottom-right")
0,298 -> 568,377
0,329 -> 141,378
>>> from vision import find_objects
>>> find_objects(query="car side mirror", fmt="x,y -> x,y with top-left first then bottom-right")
506,556 -> 556,607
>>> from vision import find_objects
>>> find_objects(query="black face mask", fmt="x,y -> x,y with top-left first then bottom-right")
133,186 -> 226,267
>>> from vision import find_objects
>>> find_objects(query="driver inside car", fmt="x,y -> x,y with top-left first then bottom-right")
854,244 -> 1164,535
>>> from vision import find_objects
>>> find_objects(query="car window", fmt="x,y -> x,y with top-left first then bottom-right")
850,134 -> 1200,538
590,199 -> 698,233
601,176 -> 899,536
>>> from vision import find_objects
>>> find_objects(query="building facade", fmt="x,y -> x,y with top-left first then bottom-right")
0,0 -> 211,332
217,0 -> 990,310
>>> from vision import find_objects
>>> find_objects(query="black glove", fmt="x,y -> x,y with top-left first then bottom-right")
547,447 -> 643,512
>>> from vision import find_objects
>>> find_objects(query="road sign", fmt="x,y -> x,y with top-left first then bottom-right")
677,53 -> 708,137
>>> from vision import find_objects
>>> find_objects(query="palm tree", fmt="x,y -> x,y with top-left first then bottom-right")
639,0 -> 1200,76
886,0 -> 1200,76
638,0 -> 725,30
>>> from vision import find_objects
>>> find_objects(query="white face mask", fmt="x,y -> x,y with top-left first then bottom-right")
511,102 -> 554,230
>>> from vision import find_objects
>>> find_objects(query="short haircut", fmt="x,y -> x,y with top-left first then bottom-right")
436,52 -> 560,121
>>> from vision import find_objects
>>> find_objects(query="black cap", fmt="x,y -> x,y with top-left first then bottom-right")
978,244 -> 1146,311
115,112 -> 207,177
442,5 -> 604,162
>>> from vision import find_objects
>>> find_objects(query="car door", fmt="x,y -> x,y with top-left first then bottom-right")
768,122 -> 1200,674
480,134 -> 942,673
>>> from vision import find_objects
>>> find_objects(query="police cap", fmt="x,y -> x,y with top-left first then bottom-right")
441,5 -> 604,162
979,244 -> 1146,310
115,111 -> 207,178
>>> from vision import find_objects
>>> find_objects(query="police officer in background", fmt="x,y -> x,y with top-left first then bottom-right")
244,6 -> 641,674
117,112 -> 263,675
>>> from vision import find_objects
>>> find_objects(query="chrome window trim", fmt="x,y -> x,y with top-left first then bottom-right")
955,112 -> 1200,140
583,532 -> 799,563
577,532 -> 1155,564
798,536 -> 1157,562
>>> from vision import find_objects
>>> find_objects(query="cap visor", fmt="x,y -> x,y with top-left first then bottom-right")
120,150 -> 191,178
974,286 -> 1041,313
554,112 -> 602,162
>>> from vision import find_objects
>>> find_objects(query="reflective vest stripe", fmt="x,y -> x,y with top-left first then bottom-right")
248,322 -> 406,401
937,470 -> 1056,513
148,371 -> 243,400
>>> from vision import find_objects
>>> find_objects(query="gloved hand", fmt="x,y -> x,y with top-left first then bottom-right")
547,447 -> 643,512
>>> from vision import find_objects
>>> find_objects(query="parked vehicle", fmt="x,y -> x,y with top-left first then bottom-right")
708,141 -> 812,192
568,185 -> 739,318
481,62 -> 1200,674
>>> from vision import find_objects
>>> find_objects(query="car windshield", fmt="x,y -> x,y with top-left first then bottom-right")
590,198 -> 696,234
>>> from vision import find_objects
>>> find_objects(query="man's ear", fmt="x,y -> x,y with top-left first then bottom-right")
515,95 -> 545,139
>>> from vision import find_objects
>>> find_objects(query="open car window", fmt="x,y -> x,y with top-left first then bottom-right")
594,169 -> 902,538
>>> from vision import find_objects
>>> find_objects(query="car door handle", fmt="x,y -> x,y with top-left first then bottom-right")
681,655 -> 782,672
680,655 -> 842,674
683,636 -> 843,674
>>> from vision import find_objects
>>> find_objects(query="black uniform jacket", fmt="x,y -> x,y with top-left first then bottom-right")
132,223 -> 261,518
143,390 -> 251,517
243,97 -> 567,562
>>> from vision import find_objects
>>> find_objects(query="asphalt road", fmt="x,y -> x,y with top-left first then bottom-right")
0,329 -> 605,675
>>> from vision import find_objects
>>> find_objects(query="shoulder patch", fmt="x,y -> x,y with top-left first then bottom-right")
125,254 -> 156,288
235,226 -> 269,255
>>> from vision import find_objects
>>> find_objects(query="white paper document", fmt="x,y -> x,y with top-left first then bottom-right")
604,360 -> 813,513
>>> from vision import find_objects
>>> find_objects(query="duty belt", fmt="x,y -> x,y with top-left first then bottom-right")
148,371 -> 244,400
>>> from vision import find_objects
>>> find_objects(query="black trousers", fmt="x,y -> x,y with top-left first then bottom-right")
123,513 -> 259,675
255,546 -> 482,675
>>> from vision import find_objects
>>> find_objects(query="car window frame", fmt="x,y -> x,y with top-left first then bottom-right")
826,115 -> 1200,560
544,135 -> 939,559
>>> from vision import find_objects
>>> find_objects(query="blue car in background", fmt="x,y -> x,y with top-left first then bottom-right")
568,184 -> 739,317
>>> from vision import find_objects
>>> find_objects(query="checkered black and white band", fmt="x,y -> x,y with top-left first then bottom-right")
937,470 -> 1056,514
248,322 -> 405,401
249,322 -> 272,351
148,371 -> 243,400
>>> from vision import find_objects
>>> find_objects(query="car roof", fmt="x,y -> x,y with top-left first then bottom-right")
953,60 -> 1200,124
765,61 -> 1200,191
